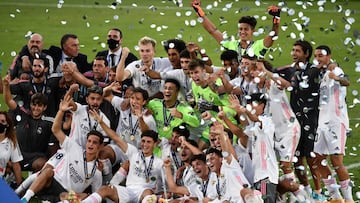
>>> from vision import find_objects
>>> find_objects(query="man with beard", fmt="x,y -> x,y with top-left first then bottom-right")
11,33 -> 54,80
64,85 -> 111,148
4,75 -> 58,172
96,28 -> 137,94
9,57 -> 59,117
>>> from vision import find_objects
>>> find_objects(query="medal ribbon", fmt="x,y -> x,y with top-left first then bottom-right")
171,151 -> 182,169
202,171 -> 210,196
140,152 -> 154,182
86,108 -> 98,130
129,111 -> 140,137
162,100 -> 179,127
83,151 -> 97,180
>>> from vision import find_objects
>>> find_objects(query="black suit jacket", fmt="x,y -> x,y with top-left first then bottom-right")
44,46 -> 91,73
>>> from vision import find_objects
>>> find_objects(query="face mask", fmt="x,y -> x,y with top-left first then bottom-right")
0,123 -> 8,134
107,39 -> 120,50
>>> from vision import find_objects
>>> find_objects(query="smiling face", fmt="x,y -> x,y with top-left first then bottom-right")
167,48 -> 181,68
314,49 -> 331,68
169,131 -> 181,151
206,152 -> 222,174
140,136 -> 156,156
30,102 -> 47,119
180,58 -> 191,75
28,34 -> 43,55
291,45 -> 308,65
191,159 -> 208,178
163,81 -> 178,102
63,37 -> 80,57
139,43 -> 155,64
238,23 -> 254,42
179,145 -> 193,163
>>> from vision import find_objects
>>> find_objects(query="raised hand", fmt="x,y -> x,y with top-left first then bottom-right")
191,0 -> 205,17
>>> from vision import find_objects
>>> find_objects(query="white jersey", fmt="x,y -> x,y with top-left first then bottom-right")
245,115 -> 279,184
125,144 -> 163,192
126,58 -> 172,97
234,143 -> 254,186
318,67 -> 348,127
0,138 -> 23,177
230,77 -> 264,105
54,137 -> 102,193
158,138 -> 182,170
69,103 -> 110,148
111,96 -> 157,148
186,171 -> 218,201
215,155 -> 249,203
160,69 -> 192,102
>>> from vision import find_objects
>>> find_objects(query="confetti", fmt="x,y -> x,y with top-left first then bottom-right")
10,51 -> 16,56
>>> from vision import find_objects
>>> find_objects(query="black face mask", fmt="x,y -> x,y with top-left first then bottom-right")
0,123 -> 8,134
107,39 -> 120,50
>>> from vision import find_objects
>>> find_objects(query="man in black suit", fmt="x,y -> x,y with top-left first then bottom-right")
96,28 -> 137,94
45,34 -> 91,76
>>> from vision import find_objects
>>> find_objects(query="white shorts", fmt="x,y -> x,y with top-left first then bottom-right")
314,121 -> 347,155
113,185 -> 151,203
46,149 -> 65,168
274,123 -> 300,162
108,144 -> 128,165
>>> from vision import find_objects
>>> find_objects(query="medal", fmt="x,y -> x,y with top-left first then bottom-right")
163,126 -> 169,131
130,135 -> 135,140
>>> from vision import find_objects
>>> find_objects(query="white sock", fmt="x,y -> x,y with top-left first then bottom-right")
340,179 -> 354,202
304,184 -> 312,195
323,177 -> 342,200
15,172 -> 38,194
110,167 -> 127,185
81,192 -> 102,203
22,189 -> 35,201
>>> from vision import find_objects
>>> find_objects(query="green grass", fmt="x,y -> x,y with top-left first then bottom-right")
1,0 -> 360,199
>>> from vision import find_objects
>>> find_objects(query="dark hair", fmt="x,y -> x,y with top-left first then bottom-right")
33,56 -> 50,69
31,93 -> 48,106
164,78 -> 181,91
220,50 -> 238,62
141,130 -> 158,142
190,153 -> 206,164
173,124 -> 190,139
163,39 -> 186,54
187,139 -> 198,148
257,59 -> 273,72
87,130 -> 104,144
179,49 -> 191,59
110,28 -> 123,39
60,34 -> 78,50
315,45 -> 331,55
241,54 -> 258,61
205,147 -> 223,157
87,85 -> 103,96
94,56 -> 108,67
293,40 -> 313,62
246,93 -> 267,106
0,111 -> 17,148
238,16 -> 257,29
224,128 -> 233,140
132,87 -> 149,101
188,58 -> 205,71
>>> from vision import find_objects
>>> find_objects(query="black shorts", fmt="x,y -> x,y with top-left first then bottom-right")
20,152 -> 47,171
254,178 -> 277,203
295,110 -> 318,157
37,178 -> 67,202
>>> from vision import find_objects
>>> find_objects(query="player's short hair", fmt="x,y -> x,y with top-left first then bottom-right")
238,16 -> 257,29
132,87 -> 149,101
94,56 -> 108,67
110,28 -> 123,39
163,39 -> 186,54
315,45 -> 331,55
87,85 -> 103,96
190,153 -> 206,164
164,78 -> 181,91
87,130 -> 104,144
173,124 -> 190,139
220,50 -> 238,62
205,147 -> 223,157
294,40 -> 313,62
188,58 -> 205,71
179,49 -> 191,59
139,36 -> 156,48
141,130 -> 159,142
31,93 -> 48,106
